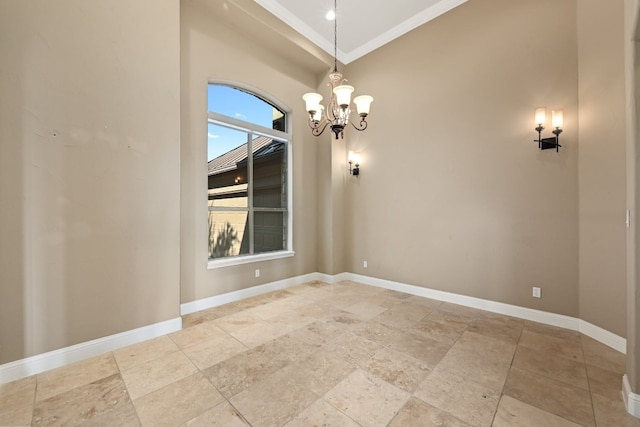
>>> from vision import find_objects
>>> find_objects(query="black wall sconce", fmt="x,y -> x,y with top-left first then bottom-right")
348,151 -> 360,176
534,107 -> 563,152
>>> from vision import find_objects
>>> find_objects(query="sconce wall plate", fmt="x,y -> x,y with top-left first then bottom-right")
348,151 -> 360,176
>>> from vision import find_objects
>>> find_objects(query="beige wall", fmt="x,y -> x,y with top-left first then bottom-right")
343,0 -> 581,317
0,0 -> 181,364
180,0 -> 319,303
577,0 -> 627,337
625,0 -> 640,394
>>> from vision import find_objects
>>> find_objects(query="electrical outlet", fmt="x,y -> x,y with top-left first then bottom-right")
255,269 -> 260,278
532,287 -> 541,298
363,261 -> 368,268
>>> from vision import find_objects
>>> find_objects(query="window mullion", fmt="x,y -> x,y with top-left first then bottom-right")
248,132 -> 254,255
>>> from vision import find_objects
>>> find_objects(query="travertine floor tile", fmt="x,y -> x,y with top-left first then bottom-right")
113,335 -> 180,371
120,350 -> 198,400
251,333 -> 321,364
279,349 -> 356,396
435,345 -> 511,393
182,401 -> 250,427
182,303 -> 241,328
492,395 -> 582,427
0,376 -> 36,426
362,347 -> 431,393
212,310 -> 264,334
503,367 -> 595,427
33,373 -> 130,426
512,345 -> 589,390
582,335 -> 626,375
322,331 -> 382,366
405,295 -> 443,309
230,368 -> 318,427
343,301 -> 389,320
586,363 -> 624,401
364,293 -> 404,309
389,330 -> 452,368
180,331 -> 247,370
426,310 -> 472,329
203,347 -> 287,398
389,397 -> 472,427
283,398 -> 360,427
133,372 -> 224,427
466,316 -> 523,344
414,366 -> 500,427
3,281 -> 637,427
80,401 -> 141,427
523,321 -> 582,343
169,322 -> 228,349
381,289 -> 413,300
372,302 -> 430,329
518,329 -> 584,363
36,353 -> 119,402
437,302 -> 486,319
324,369 -> 410,427
592,393 -> 640,427
453,331 -> 517,363
229,318 -> 293,347
411,317 -> 466,344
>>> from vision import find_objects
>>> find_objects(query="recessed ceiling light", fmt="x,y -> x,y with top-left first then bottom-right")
325,10 -> 336,20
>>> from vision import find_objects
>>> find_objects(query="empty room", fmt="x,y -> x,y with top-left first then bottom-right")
1,0 -> 640,426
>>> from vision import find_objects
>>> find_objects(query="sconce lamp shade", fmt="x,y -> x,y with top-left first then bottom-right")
354,95 -> 373,116
535,107 -> 546,126
552,109 -> 564,129
303,92 -> 323,113
348,150 -> 361,164
333,85 -> 354,107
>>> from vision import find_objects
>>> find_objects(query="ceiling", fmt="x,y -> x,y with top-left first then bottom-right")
253,0 -> 468,64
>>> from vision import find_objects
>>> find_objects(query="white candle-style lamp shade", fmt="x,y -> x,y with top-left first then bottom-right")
312,105 -> 324,122
353,95 -> 373,116
303,92 -> 323,113
535,107 -> 546,127
333,85 -> 354,107
348,150 -> 361,164
552,109 -> 564,129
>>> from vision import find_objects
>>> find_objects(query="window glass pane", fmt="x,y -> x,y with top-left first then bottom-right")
254,211 -> 286,254
208,211 -> 250,259
208,124 -> 249,208
252,138 -> 287,209
208,85 -> 286,132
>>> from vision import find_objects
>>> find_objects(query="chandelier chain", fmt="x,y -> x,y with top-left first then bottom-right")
333,0 -> 338,73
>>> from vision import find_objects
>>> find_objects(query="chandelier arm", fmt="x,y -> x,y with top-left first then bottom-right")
311,121 -> 329,137
350,118 -> 368,132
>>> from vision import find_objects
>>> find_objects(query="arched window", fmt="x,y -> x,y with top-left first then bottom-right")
207,84 -> 292,265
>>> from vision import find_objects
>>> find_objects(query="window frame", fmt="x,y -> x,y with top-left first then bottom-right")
206,84 -> 294,269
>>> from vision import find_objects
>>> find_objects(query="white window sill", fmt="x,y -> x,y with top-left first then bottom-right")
207,250 -> 295,269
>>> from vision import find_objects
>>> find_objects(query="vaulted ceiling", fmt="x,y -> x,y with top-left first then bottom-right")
253,0 -> 468,64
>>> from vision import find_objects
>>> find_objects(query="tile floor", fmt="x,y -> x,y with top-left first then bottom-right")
1,280 -> 640,426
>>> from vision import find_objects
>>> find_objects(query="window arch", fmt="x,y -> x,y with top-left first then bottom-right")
207,83 -> 293,266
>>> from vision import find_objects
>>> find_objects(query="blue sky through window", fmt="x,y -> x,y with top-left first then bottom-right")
207,85 -> 277,161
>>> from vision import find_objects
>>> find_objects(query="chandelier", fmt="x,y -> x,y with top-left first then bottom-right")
302,0 -> 373,139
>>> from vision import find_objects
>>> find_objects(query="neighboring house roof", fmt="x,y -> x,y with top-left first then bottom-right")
207,136 -> 273,176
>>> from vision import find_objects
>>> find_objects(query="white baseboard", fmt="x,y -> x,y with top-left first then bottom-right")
623,374 -> 640,418
0,317 -> 182,384
343,273 -> 627,354
180,272 -> 325,315
579,319 -> 627,354
1,271 -> 629,386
